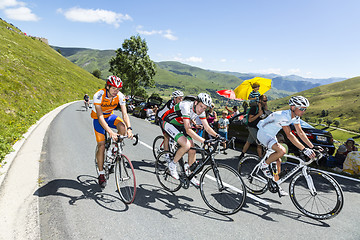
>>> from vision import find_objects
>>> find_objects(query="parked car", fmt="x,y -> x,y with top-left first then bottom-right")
133,96 -> 162,119
227,113 -> 335,156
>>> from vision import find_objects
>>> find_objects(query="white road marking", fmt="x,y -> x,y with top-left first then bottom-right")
139,139 -> 272,206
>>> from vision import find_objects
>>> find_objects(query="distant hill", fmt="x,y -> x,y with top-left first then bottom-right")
268,77 -> 360,132
0,19 -> 105,162
53,46 -> 342,98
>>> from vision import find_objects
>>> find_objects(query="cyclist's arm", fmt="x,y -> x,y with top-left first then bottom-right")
201,118 -> 218,138
184,118 -> 204,143
282,125 -> 306,150
120,104 -> 133,138
294,123 -> 314,149
95,105 -> 117,141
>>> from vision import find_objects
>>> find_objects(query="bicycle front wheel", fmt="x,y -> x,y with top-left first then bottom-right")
200,164 -> 246,215
238,155 -> 268,195
152,135 -> 165,160
115,154 -> 136,204
155,151 -> 181,192
289,169 -> 344,220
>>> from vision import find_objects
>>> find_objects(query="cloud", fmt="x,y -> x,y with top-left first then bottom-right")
0,0 -> 39,21
136,26 -> 178,40
257,68 -> 281,75
173,56 -> 203,63
4,7 -> 40,21
220,59 -> 227,62
58,7 -> 132,28
0,0 -> 24,9
288,68 -> 301,74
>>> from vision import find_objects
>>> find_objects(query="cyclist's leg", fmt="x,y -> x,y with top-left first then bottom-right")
173,135 -> 191,163
187,138 -> 196,166
159,119 -> 170,151
257,130 -> 285,165
108,114 -> 126,136
93,119 -> 107,171
163,132 -> 170,151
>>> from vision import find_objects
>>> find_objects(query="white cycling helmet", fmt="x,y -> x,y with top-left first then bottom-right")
289,96 -> 310,107
172,90 -> 184,98
197,93 -> 212,107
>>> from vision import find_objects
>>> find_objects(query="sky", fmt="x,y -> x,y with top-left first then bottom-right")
1,0 -> 360,79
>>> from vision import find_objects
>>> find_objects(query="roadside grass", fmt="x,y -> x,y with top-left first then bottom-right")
0,19 -> 105,163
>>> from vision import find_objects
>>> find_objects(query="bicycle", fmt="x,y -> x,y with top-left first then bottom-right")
95,132 -> 139,204
238,147 -> 344,220
84,100 -> 89,111
152,135 -> 178,160
155,138 -> 247,215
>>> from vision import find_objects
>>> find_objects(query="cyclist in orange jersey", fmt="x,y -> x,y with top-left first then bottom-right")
91,75 -> 133,187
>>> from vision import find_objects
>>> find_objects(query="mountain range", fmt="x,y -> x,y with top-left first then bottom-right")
52,46 -> 346,97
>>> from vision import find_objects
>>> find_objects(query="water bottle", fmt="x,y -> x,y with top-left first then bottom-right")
189,160 -> 201,172
184,163 -> 190,176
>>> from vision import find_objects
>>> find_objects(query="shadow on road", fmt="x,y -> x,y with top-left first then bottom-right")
133,183 -> 234,222
34,175 -> 129,212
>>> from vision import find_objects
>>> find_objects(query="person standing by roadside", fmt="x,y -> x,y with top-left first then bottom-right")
239,95 -> 269,160
218,110 -> 230,154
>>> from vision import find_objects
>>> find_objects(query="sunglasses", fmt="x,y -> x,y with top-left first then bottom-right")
297,107 -> 307,111
262,100 -> 268,102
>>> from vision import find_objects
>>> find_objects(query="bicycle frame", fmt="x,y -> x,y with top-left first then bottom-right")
249,149 -> 322,193
179,140 -> 224,188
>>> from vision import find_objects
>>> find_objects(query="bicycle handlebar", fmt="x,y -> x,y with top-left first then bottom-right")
115,134 -> 139,146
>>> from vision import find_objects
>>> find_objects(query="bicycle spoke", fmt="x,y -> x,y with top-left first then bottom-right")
290,169 -> 343,219
200,164 -> 246,215
115,155 -> 136,204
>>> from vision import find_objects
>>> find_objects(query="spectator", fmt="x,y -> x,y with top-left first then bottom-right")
225,105 -> 240,118
334,138 -> 358,169
218,110 -> 230,154
249,83 -> 261,107
206,103 -> 218,128
239,95 -> 268,160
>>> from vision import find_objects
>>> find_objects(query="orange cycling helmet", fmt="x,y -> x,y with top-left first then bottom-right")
107,75 -> 123,88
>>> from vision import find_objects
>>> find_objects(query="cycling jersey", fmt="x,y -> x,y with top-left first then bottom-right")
156,99 -> 175,119
163,101 -> 206,126
257,109 -> 300,149
91,88 -> 126,119
257,109 -> 300,136
162,101 -> 206,142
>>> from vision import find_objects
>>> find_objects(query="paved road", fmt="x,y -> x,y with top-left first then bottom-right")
1,101 -> 360,240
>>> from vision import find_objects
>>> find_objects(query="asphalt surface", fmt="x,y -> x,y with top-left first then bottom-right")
1,101 -> 360,240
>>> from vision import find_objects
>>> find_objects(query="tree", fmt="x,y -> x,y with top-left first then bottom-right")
317,118 -> 323,125
92,69 -> 101,79
109,35 -> 156,98
326,119 -> 332,127
333,120 -> 340,128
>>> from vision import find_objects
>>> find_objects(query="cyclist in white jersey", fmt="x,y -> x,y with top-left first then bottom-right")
257,96 -> 317,195
162,93 -> 221,185
156,90 -> 184,154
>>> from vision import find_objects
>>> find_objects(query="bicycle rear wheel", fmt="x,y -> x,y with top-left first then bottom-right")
200,164 -> 246,215
152,135 -> 165,160
289,169 -> 344,220
115,154 -> 136,204
155,151 -> 181,192
237,155 -> 268,195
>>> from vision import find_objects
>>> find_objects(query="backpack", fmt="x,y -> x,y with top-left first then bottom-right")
244,105 -> 259,126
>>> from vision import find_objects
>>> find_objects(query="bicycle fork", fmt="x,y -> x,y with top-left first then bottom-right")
302,167 -> 317,196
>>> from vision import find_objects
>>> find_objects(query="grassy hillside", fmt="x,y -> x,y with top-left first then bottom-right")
268,77 -> 360,132
0,20 -> 105,163
53,46 -> 115,79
